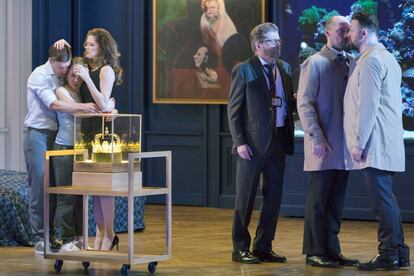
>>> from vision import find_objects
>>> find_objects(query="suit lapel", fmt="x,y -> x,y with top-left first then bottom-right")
249,56 -> 269,95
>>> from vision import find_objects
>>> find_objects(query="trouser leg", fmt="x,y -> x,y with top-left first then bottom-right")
232,156 -> 260,252
24,128 -> 56,242
253,130 -> 285,253
326,170 -> 348,256
74,195 -> 83,237
362,168 -> 402,261
302,171 -> 332,255
53,143 -> 82,243
302,169 -> 348,256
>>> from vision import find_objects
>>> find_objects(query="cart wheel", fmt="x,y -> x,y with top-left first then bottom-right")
82,261 -> 90,270
54,260 -> 63,273
148,262 -> 158,273
120,264 -> 130,274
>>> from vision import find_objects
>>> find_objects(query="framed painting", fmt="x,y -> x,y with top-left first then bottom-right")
153,0 -> 266,104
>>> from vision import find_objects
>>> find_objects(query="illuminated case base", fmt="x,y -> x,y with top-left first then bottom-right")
72,171 -> 142,190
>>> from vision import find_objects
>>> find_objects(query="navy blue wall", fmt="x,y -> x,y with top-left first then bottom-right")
33,0 -> 414,222
33,0 -> 145,114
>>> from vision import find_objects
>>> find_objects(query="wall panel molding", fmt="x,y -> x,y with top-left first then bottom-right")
0,0 -> 32,171
146,139 -> 207,206
0,0 -> 6,169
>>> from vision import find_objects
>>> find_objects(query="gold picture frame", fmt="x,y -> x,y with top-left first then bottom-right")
153,0 -> 266,104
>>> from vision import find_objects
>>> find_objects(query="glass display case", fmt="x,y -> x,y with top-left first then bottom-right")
73,113 -> 141,172
72,114 -> 142,190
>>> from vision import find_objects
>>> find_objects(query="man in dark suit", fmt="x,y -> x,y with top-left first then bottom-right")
228,22 -> 295,264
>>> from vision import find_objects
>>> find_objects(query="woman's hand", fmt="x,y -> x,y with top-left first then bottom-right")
74,64 -> 91,82
101,97 -> 115,113
104,108 -> 119,122
54,39 -> 71,50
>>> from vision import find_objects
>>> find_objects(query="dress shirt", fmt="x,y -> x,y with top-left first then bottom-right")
259,56 -> 287,127
24,60 -> 63,130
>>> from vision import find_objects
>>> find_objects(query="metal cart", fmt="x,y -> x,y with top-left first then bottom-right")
43,150 -> 172,274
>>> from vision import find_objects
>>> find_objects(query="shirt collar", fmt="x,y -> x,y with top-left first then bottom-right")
258,56 -> 276,66
326,45 -> 342,55
327,45 -> 349,60
45,60 -> 56,76
355,43 -> 384,63
360,42 -> 383,55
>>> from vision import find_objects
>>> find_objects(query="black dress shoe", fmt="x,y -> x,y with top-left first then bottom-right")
252,250 -> 287,263
356,254 -> 399,271
306,255 -> 340,268
329,253 -> 359,266
399,258 -> 410,268
232,250 -> 260,264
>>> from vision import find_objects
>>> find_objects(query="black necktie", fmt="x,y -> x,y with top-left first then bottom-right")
337,52 -> 349,67
337,52 -> 350,80
263,63 -> 275,96
264,63 -> 277,127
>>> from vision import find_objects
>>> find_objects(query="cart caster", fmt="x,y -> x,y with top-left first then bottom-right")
148,262 -> 158,273
120,264 -> 130,274
54,260 -> 63,273
82,261 -> 90,270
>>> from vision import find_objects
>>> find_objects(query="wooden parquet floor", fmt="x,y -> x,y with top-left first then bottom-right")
0,205 -> 413,275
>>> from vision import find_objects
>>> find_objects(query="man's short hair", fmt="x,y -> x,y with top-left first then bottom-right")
325,15 -> 345,30
351,12 -> 379,35
250,22 -> 279,52
48,44 -> 72,62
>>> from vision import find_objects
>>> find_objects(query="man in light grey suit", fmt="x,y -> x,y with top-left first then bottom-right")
228,22 -> 295,264
297,16 -> 358,268
344,13 -> 410,271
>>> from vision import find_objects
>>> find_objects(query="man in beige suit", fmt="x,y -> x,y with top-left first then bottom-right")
344,13 -> 410,271
297,16 -> 358,268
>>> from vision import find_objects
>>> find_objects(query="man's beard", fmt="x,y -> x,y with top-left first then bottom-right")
264,47 -> 280,59
349,41 -> 360,52
333,40 -> 351,52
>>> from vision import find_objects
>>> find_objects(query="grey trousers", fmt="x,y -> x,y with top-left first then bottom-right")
24,128 -> 57,242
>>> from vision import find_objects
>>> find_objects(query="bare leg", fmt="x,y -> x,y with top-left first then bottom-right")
99,196 -> 115,250
93,197 -> 104,249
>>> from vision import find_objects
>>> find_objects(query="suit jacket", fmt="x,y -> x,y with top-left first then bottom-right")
343,43 -> 405,172
227,55 -> 295,156
297,45 -> 350,171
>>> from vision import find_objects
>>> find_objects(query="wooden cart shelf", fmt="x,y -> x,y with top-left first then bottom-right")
45,251 -> 170,264
43,150 -> 172,274
46,186 -> 170,197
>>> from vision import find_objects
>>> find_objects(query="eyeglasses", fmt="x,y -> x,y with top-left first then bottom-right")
259,39 -> 282,46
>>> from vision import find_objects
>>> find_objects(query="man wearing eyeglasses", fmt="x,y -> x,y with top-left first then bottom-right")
297,15 -> 359,268
228,22 -> 295,264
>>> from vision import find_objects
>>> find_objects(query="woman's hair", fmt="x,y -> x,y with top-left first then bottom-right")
84,28 -> 123,85
71,56 -> 86,67
65,56 -> 85,89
